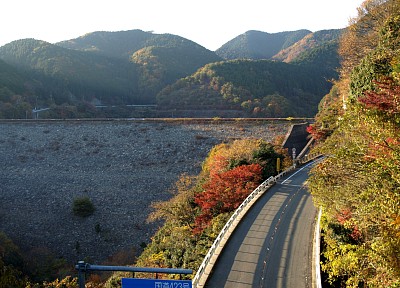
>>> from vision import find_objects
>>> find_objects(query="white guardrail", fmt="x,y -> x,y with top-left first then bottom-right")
192,153 -> 322,288
314,208 -> 323,288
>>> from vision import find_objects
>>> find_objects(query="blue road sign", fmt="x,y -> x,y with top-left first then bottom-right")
122,278 -> 192,288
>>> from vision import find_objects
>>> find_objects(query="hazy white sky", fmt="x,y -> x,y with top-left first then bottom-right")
2,0 -> 364,51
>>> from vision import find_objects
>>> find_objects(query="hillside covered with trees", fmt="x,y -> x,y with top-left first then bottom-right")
0,32 -> 221,118
157,57 -> 337,117
0,28 -> 340,119
307,0 -> 400,286
215,29 -> 312,60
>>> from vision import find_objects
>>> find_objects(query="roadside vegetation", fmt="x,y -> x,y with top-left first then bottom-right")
138,139 -> 289,270
103,137 -> 291,286
307,0 -> 400,286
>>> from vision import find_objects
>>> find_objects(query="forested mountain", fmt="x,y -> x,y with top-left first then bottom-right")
0,32 -> 222,118
57,30 -> 222,102
57,30 -> 222,97
0,58 -> 30,96
0,28 -> 339,118
57,30 -> 221,61
0,39 -> 140,105
157,58 -> 336,117
272,29 -> 343,63
155,29 -> 341,118
215,30 -> 312,60
0,58 -> 37,118
57,29 -> 157,59
215,29 -> 342,74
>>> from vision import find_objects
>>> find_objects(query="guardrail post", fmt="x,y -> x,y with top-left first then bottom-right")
77,261 -> 86,288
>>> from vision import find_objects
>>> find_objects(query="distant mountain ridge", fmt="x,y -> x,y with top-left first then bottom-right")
57,29 -> 220,60
0,28 -> 342,118
57,30 -> 155,59
215,29 -> 312,60
272,29 -> 343,62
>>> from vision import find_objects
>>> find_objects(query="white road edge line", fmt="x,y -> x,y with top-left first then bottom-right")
281,160 -> 315,184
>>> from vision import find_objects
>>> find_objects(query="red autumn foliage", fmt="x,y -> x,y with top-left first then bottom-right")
306,124 -> 329,141
336,208 -> 362,241
193,163 -> 263,234
364,137 -> 400,168
337,208 -> 353,225
358,77 -> 400,114
350,225 -> 362,242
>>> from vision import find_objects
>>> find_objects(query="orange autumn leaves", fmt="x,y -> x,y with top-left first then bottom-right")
192,139 -> 286,234
194,163 -> 263,234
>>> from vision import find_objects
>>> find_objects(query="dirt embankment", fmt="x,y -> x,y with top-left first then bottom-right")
0,119 -> 291,265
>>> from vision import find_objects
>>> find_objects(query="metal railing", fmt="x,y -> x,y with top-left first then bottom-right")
192,151 -> 323,288
75,261 -> 193,288
297,152 -> 321,165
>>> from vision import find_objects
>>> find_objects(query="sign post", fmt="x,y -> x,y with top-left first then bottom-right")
276,157 -> 281,173
75,262 -> 192,288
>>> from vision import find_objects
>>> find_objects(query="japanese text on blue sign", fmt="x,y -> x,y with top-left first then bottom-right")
122,278 -> 192,288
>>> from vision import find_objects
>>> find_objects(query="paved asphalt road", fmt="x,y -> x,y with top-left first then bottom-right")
205,161 -> 317,288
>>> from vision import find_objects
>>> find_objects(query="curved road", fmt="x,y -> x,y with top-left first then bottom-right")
205,161 -> 317,288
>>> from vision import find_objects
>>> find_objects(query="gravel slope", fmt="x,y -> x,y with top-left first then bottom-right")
0,119 -> 290,265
